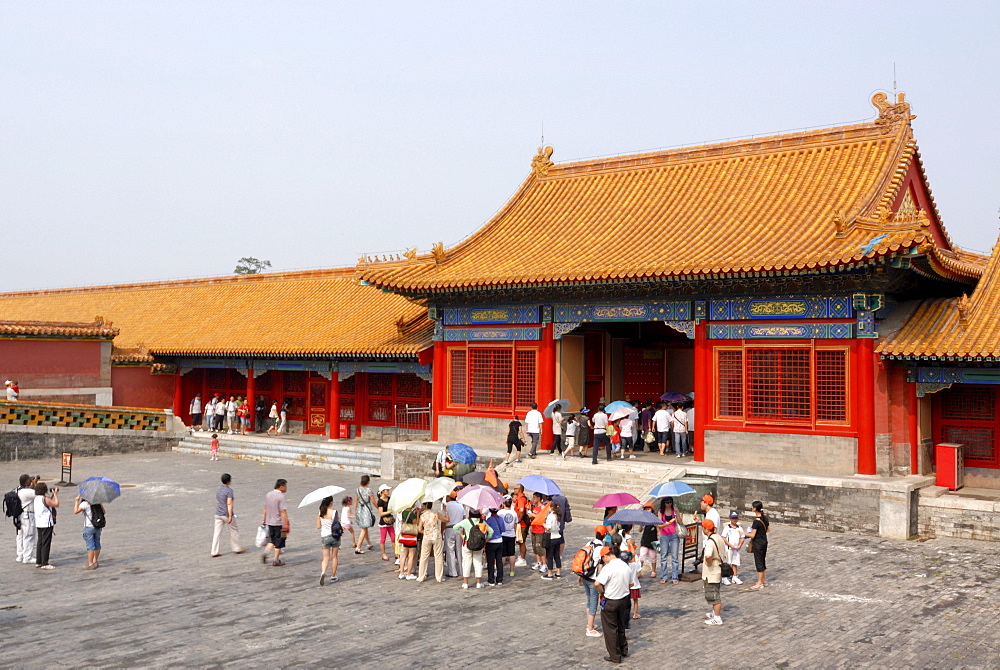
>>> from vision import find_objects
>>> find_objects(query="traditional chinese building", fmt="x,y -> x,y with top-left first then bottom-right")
0,268 -> 433,438
359,93 -> 987,478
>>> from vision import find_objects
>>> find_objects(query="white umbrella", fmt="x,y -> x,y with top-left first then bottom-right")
389,478 -> 429,512
609,407 -> 638,422
422,476 -> 459,503
298,485 -> 346,509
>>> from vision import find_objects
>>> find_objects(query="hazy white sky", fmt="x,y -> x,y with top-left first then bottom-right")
2,2 -> 999,291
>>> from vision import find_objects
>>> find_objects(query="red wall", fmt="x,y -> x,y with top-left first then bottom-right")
111,366 -> 175,410
0,339 -> 105,388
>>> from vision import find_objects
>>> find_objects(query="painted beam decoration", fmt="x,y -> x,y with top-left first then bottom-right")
442,305 -> 540,326
912,366 -> 1000,397
442,327 -> 541,342
553,301 -> 691,323
709,323 -> 854,340
709,296 -> 853,321
338,361 -> 432,382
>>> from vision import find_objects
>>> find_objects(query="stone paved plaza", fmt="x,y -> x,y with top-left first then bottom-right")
2,451 -> 998,669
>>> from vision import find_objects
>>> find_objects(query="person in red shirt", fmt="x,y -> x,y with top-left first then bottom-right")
512,484 -> 529,567
528,493 -> 550,572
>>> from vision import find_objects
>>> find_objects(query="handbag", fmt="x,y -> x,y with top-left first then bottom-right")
401,521 -> 419,536
712,537 -> 733,579
255,524 -> 268,548
540,532 -> 551,549
746,539 -> 754,553
644,431 -> 656,444
675,519 -> 687,539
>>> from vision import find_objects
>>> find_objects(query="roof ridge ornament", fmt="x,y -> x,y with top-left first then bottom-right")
957,293 -> 971,329
532,145 -> 554,177
431,242 -> 446,265
871,92 -> 916,127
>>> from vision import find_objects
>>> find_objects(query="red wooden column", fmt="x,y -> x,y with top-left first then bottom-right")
431,341 -> 447,442
329,374 -> 341,440
693,321 -> 709,462
908,378 -> 920,475
538,322 -> 556,451
856,339 -> 877,475
246,368 -> 256,432
173,369 -> 184,425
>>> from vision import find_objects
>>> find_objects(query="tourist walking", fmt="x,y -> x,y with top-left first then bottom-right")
211,474 -> 246,557
73,494 -> 105,569
653,402 -> 671,456
375,484 -> 397,563
595,545 -> 631,663
278,399 -> 289,434
339,496 -> 356,548
658,497 -> 680,584
353,475 -> 376,554
619,416 -> 635,459
541,502 -> 564,579
416,501 -> 448,582
575,408 -> 591,458
14,474 -> 37,564
33,482 -> 58,570
189,394 -> 203,430
266,401 -> 280,435
671,403 -> 689,457
316,495 -> 342,585
577,527 -> 606,638
701,519 -> 724,625
551,406 -> 563,456
638,400 -> 654,452
455,509 -> 492,589
721,511 -> 745,585
746,500 -> 769,589
261,479 -> 289,566
562,414 -> 577,459
503,414 -> 524,465
591,405 -> 611,464
210,433 -> 219,461
525,402 -> 543,458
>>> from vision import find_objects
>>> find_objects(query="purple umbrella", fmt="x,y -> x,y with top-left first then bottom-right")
660,392 -> 690,404
592,492 -> 641,508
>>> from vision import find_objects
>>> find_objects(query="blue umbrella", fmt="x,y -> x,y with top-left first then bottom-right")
648,481 -> 697,498
605,509 -> 663,526
78,476 -> 122,505
518,475 -> 562,496
447,443 -> 478,465
604,400 -> 634,413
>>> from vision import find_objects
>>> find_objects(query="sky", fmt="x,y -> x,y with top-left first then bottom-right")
2,2 -> 999,291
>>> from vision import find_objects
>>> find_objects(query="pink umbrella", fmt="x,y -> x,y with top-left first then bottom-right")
592,492 -> 641,508
609,407 -> 638,422
457,484 -> 504,510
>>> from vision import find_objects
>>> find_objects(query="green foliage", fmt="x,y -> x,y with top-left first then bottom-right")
234,257 -> 272,275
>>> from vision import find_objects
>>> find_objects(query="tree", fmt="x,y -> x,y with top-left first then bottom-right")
234,257 -> 272,275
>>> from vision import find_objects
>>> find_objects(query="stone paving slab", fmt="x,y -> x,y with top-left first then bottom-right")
1,451 -> 998,669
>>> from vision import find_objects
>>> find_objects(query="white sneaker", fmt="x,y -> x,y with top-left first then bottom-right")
732,576 -> 743,585
629,455 -> 636,459
705,611 -> 714,619
514,559 -> 527,567
704,616 -> 723,625
475,582 -> 483,589
721,577 -> 731,585
398,573 -> 406,580
406,574 -> 417,580
461,583 -> 469,589
23,558 -> 36,564
394,558 -> 400,565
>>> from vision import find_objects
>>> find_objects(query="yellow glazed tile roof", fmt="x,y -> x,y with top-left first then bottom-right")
879,230 -> 1000,359
360,93 -> 974,293
0,319 -> 119,339
0,268 -> 431,358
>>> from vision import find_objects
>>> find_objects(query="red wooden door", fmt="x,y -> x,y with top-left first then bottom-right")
305,380 -> 329,435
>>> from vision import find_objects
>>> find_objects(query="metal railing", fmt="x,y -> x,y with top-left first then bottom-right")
381,403 -> 432,442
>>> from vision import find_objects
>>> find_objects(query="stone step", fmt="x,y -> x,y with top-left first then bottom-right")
174,438 -> 381,475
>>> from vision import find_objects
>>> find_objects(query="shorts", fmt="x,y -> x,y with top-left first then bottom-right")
379,525 -> 396,545
656,431 -> 670,444
267,524 -> 286,549
83,526 -> 102,551
322,534 -> 341,548
506,440 -> 522,453
630,588 -> 641,600
727,549 -> 741,567
211,449 -> 219,457
501,536 -> 515,557
704,580 -> 721,604
241,417 -> 249,427
638,546 -> 658,564
531,532 -> 545,557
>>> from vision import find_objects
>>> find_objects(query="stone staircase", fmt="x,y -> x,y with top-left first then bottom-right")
496,452 -> 686,523
174,433 -> 382,475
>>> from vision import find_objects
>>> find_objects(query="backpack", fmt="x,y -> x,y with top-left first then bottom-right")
4,489 -> 23,529
466,522 -> 487,551
89,504 -> 107,529
571,544 -> 597,578
330,511 -> 343,538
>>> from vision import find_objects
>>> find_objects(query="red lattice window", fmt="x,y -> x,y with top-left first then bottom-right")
941,387 -> 995,422
717,350 -> 744,418
449,350 -> 467,406
340,375 -> 356,396
339,397 -> 355,422
287,395 -> 306,418
206,369 -> 228,389
254,371 -> 272,391
815,350 -> 848,423
943,427 -> 994,461
368,373 -> 393,398
746,348 -> 811,422
935,385 -> 999,467
515,349 -> 537,408
396,374 -> 425,399
469,348 -> 513,409
368,398 -> 393,423
284,372 -> 307,394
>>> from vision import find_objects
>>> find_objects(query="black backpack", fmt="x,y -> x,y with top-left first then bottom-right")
89,504 -> 107,529
329,511 -> 342,538
3,489 -> 23,530
466,522 -> 487,551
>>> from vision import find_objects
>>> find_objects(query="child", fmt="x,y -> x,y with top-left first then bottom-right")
638,502 -> 659,577
210,433 -> 219,461
340,496 -> 357,550
562,414 -> 577,460
620,549 -> 642,625
721,511 -> 746,585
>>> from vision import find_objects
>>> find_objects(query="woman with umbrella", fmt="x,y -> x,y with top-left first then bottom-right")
657,497 -> 682,584
316,496 -> 341,585
73,495 -> 106,570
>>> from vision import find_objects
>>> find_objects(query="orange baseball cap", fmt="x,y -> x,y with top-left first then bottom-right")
641,502 -> 653,509
600,546 -> 612,557
702,494 -> 714,505
701,519 -> 715,531
595,525 -> 609,535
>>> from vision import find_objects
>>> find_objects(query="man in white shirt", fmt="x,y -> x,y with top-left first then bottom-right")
443,497 -> 466,577
525,403 -> 544,458
15,474 -> 37,563
671,404 -> 689,457
595,546 -> 633,663
433,447 -> 449,477
590,405 -> 610,464
550,407 -> 563,456
652,402 -> 672,456
701,519 -> 725,625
